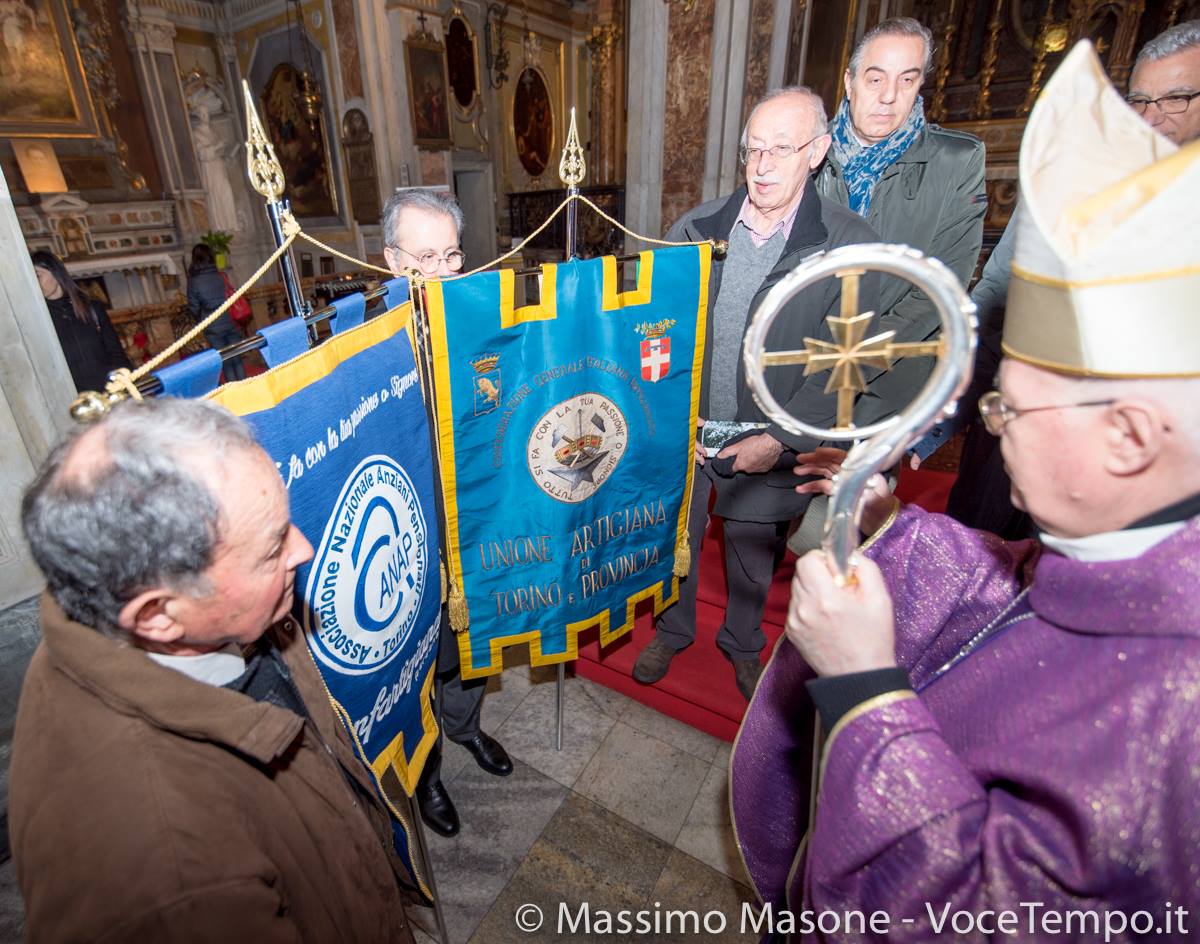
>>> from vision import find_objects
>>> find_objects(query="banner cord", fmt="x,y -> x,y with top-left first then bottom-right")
101,231 -> 299,401
84,197 -> 714,414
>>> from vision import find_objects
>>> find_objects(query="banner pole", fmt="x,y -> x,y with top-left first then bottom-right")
241,80 -> 309,321
404,792 -> 451,944
266,197 -> 310,321
552,107 -> 587,751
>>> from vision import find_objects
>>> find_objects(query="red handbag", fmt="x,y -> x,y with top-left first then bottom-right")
220,271 -> 253,325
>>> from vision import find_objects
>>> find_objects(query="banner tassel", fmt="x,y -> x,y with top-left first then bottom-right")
449,581 -> 470,633
439,561 -> 448,605
673,529 -> 691,578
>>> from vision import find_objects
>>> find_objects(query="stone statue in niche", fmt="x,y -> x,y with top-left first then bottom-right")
186,73 -> 242,233
341,108 -> 381,226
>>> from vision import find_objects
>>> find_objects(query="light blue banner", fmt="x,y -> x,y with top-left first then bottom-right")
425,246 -> 710,676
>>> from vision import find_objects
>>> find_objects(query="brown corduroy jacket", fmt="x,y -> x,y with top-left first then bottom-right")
10,597 -> 417,943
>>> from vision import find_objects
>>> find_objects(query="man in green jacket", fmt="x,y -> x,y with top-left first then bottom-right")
815,16 -> 986,427
12,398 -> 417,943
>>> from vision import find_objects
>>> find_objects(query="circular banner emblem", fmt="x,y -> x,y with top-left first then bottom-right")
303,455 -> 429,675
527,392 -> 628,503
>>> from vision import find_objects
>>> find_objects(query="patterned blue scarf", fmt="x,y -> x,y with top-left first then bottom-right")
829,95 -> 926,217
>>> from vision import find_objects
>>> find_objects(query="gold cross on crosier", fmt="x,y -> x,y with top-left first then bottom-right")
760,269 -> 942,429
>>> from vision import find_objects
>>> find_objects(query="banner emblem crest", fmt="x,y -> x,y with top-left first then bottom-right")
304,454 -> 430,676
637,319 -> 675,383
471,354 -> 502,416
527,393 -> 628,503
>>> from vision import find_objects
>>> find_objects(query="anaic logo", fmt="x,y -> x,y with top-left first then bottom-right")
304,455 -> 429,676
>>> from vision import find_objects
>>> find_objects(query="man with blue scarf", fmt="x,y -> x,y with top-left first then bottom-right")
816,16 -> 986,428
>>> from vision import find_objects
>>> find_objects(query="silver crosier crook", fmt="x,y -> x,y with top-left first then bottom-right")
742,242 -> 978,581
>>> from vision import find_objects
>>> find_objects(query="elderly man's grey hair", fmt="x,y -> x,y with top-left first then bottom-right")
380,188 -> 465,249
21,398 -> 261,637
847,16 -> 935,78
1134,19 -> 1200,72
739,85 -> 829,149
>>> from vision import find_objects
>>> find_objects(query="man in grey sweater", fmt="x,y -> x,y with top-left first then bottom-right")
630,87 -> 880,700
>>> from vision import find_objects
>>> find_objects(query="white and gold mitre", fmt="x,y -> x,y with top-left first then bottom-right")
1003,41 -> 1200,377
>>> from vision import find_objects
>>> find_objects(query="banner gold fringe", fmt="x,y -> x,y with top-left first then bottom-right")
673,529 -> 691,578
448,582 -> 470,633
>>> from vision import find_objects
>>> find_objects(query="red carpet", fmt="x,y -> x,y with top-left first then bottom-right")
575,465 -> 958,741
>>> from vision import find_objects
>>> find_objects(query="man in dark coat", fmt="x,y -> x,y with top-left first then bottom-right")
381,188 -> 512,839
12,397 -> 417,943
815,16 -> 986,427
630,86 -> 880,700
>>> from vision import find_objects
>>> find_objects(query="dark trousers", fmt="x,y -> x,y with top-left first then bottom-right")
655,464 -> 788,661
418,639 -> 486,789
204,321 -> 247,381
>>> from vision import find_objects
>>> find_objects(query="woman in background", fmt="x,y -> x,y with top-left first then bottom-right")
186,243 -> 246,381
32,251 -> 131,394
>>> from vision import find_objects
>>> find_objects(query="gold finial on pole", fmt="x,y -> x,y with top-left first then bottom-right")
558,106 -> 586,188
242,79 -> 286,203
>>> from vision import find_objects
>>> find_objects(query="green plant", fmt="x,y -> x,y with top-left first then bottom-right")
200,230 -> 233,254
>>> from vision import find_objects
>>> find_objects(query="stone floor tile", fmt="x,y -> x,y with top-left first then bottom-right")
714,739 -> 733,772
468,793 -> 672,944
482,668 -> 533,731
0,859 -> 23,942
619,697 -> 722,763
422,759 -> 567,942
575,722 -> 710,844
644,848 -> 759,944
568,674 -> 633,721
494,682 -> 615,788
673,760 -> 750,885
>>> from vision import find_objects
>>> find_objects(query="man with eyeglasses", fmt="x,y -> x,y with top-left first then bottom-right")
815,17 -> 986,430
1127,19 -> 1200,146
380,188 -> 512,839
629,86 -> 880,701
733,42 -> 1200,929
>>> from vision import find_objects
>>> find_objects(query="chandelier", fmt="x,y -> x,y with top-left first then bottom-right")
286,0 -> 323,131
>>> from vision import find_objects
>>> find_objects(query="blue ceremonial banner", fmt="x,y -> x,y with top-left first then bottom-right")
424,246 -> 710,677
207,303 -> 440,898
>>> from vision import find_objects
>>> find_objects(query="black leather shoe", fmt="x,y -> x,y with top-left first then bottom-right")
416,779 -> 460,837
455,732 -> 513,777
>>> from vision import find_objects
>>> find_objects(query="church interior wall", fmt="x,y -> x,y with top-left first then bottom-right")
3,0 -> 1200,444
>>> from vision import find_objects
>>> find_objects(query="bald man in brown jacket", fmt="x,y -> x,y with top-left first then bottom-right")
11,398 -> 417,942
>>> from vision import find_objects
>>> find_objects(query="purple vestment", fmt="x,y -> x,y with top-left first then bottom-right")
732,505 -> 1200,941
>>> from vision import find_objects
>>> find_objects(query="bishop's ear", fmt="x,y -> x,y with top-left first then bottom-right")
1103,399 -> 1167,477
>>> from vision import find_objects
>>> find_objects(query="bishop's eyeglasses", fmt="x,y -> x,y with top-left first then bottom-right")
977,390 -> 1116,436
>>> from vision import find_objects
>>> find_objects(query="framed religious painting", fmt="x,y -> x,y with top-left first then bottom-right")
444,13 -> 480,119
404,33 -> 453,149
0,0 -> 99,137
260,63 -> 338,218
512,66 -> 554,177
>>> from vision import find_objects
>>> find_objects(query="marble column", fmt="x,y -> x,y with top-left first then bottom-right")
767,0 -> 794,91
124,8 -> 206,249
624,1 -> 669,247
702,0 -> 752,203
586,0 -> 624,187
0,168 -> 76,607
